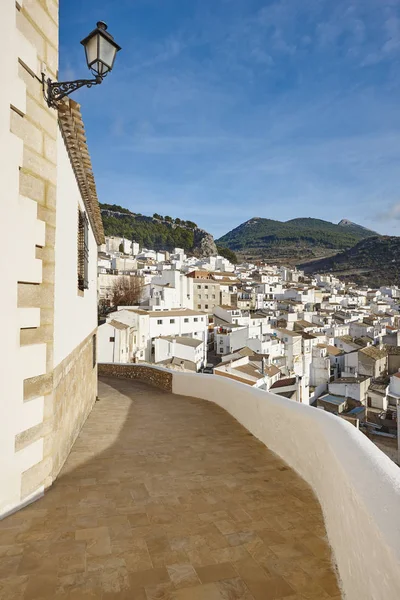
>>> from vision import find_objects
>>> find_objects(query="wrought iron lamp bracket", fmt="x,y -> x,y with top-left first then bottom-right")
42,74 -> 103,109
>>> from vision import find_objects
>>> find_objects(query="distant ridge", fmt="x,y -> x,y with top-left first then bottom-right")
299,236 -> 400,287
216,216 -> 378,261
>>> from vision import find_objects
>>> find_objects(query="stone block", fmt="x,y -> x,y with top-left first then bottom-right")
19,169 -> 45,203
42,0 -> 59,24
21,455 -> 52,500
22,1 -> 58,48
10,110 -> 43,154
15,417 -> 52,453
16,9 -> 46,61
23,146 -> 57,185
41,261 -> 55,284
43,133 -> 57,165
26,96 -> 57,141
45,223 -> 55,247
24,373 -> 53,401
45,41 -> 58,80
45,183 -> 56,208
20,324 -> 53,346
18,281 -> 53,309
37,204 -> 56,227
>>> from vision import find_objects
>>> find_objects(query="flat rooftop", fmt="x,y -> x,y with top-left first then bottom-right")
0,378 -> 341,599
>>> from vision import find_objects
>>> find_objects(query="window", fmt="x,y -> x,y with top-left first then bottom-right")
197,285 -> 201,289
92,334 -> 97,368
109,336 -> 115,342
205,285 -> 208,289
157,319 -> 163,325
184,318 -> 189,323
194,317 -> 198,322
212,295 -> 215,299
205,295 -> 209,299
198,295 -> 201,299
170,319 -> 175,324
197,305 -> 201,309
78,210 -> 89,291
205,304 -> 209,309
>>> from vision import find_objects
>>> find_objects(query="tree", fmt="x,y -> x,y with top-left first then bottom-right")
164,215 -> 173,222
175,217 -> 181,225
185,220 -> 197,230
153,213 -> 162,220
217,245 -> 238,264
111,276 -> 144,308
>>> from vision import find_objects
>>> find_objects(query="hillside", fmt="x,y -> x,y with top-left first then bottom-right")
299,236 -> 400,287
216,217 -> 377,261
100,204 -> 217,256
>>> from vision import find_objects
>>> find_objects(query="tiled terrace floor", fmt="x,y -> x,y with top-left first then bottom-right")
0,377 -> 342,599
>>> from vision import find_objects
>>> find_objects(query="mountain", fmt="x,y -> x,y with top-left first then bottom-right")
100,204 -> 217,256
216,217 -> 377,261
299,236 -> 400,287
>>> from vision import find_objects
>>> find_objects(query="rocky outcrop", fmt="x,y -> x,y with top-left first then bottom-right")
193,228 -> 218,257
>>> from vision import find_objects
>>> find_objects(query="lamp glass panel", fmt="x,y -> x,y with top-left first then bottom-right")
84,33 -> 99,68
99,35 -> 117,70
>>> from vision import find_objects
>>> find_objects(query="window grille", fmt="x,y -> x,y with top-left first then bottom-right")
78,210 -> 89,290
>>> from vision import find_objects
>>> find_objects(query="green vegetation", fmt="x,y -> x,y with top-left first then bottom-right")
100,204 -> 199,252
100,203 -> 132,215
300,236 -> 400,287
217,245 -> 238,264
216,217 -> 377,260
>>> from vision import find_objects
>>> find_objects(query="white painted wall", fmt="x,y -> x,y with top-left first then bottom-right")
0,1 -> 48,517
154,337 -> 203,369
169,370 -> 400,600
53,132 -> 98,366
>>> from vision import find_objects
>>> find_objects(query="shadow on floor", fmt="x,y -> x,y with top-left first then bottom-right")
0,376 -> 342,599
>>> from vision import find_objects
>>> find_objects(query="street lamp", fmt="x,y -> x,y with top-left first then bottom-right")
43,21 -> 121,109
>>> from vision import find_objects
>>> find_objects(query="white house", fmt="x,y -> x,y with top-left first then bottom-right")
310,346 -> 331,387
97,320 -> 131,363
329,377 -> 371,404
144,270 -> 194,310
154,336 -> 205,371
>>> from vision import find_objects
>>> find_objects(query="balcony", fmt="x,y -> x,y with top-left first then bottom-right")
1,366 -> 400,599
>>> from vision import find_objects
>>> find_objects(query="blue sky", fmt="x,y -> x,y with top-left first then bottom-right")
60,0 -> 400,238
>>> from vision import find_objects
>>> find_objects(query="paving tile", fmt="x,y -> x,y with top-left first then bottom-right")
215,576 -> 255,599
0,378 -> 342,599
0,575 -> 29,600
129,567 -> 170,590
196,563 -> 238,584
167,563 -> 200,588
171,582 -> 224,600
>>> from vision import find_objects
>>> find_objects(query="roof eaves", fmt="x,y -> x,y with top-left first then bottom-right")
58,98 -> 105,245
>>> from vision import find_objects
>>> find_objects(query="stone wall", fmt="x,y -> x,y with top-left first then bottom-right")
98,363 -> 172,392
52,331 -> 98,479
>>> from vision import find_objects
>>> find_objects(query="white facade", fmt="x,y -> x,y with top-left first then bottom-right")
154,336 -> 205,371
329,378 -> 371,403
145,270 -> 194,310
310,346 -> 331,387
54,133 -> 98,366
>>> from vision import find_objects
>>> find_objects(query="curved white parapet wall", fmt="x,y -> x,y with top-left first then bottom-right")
171,371 -> 400,600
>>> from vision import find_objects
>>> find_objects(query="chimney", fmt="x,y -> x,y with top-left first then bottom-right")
261,357 -> 266,375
